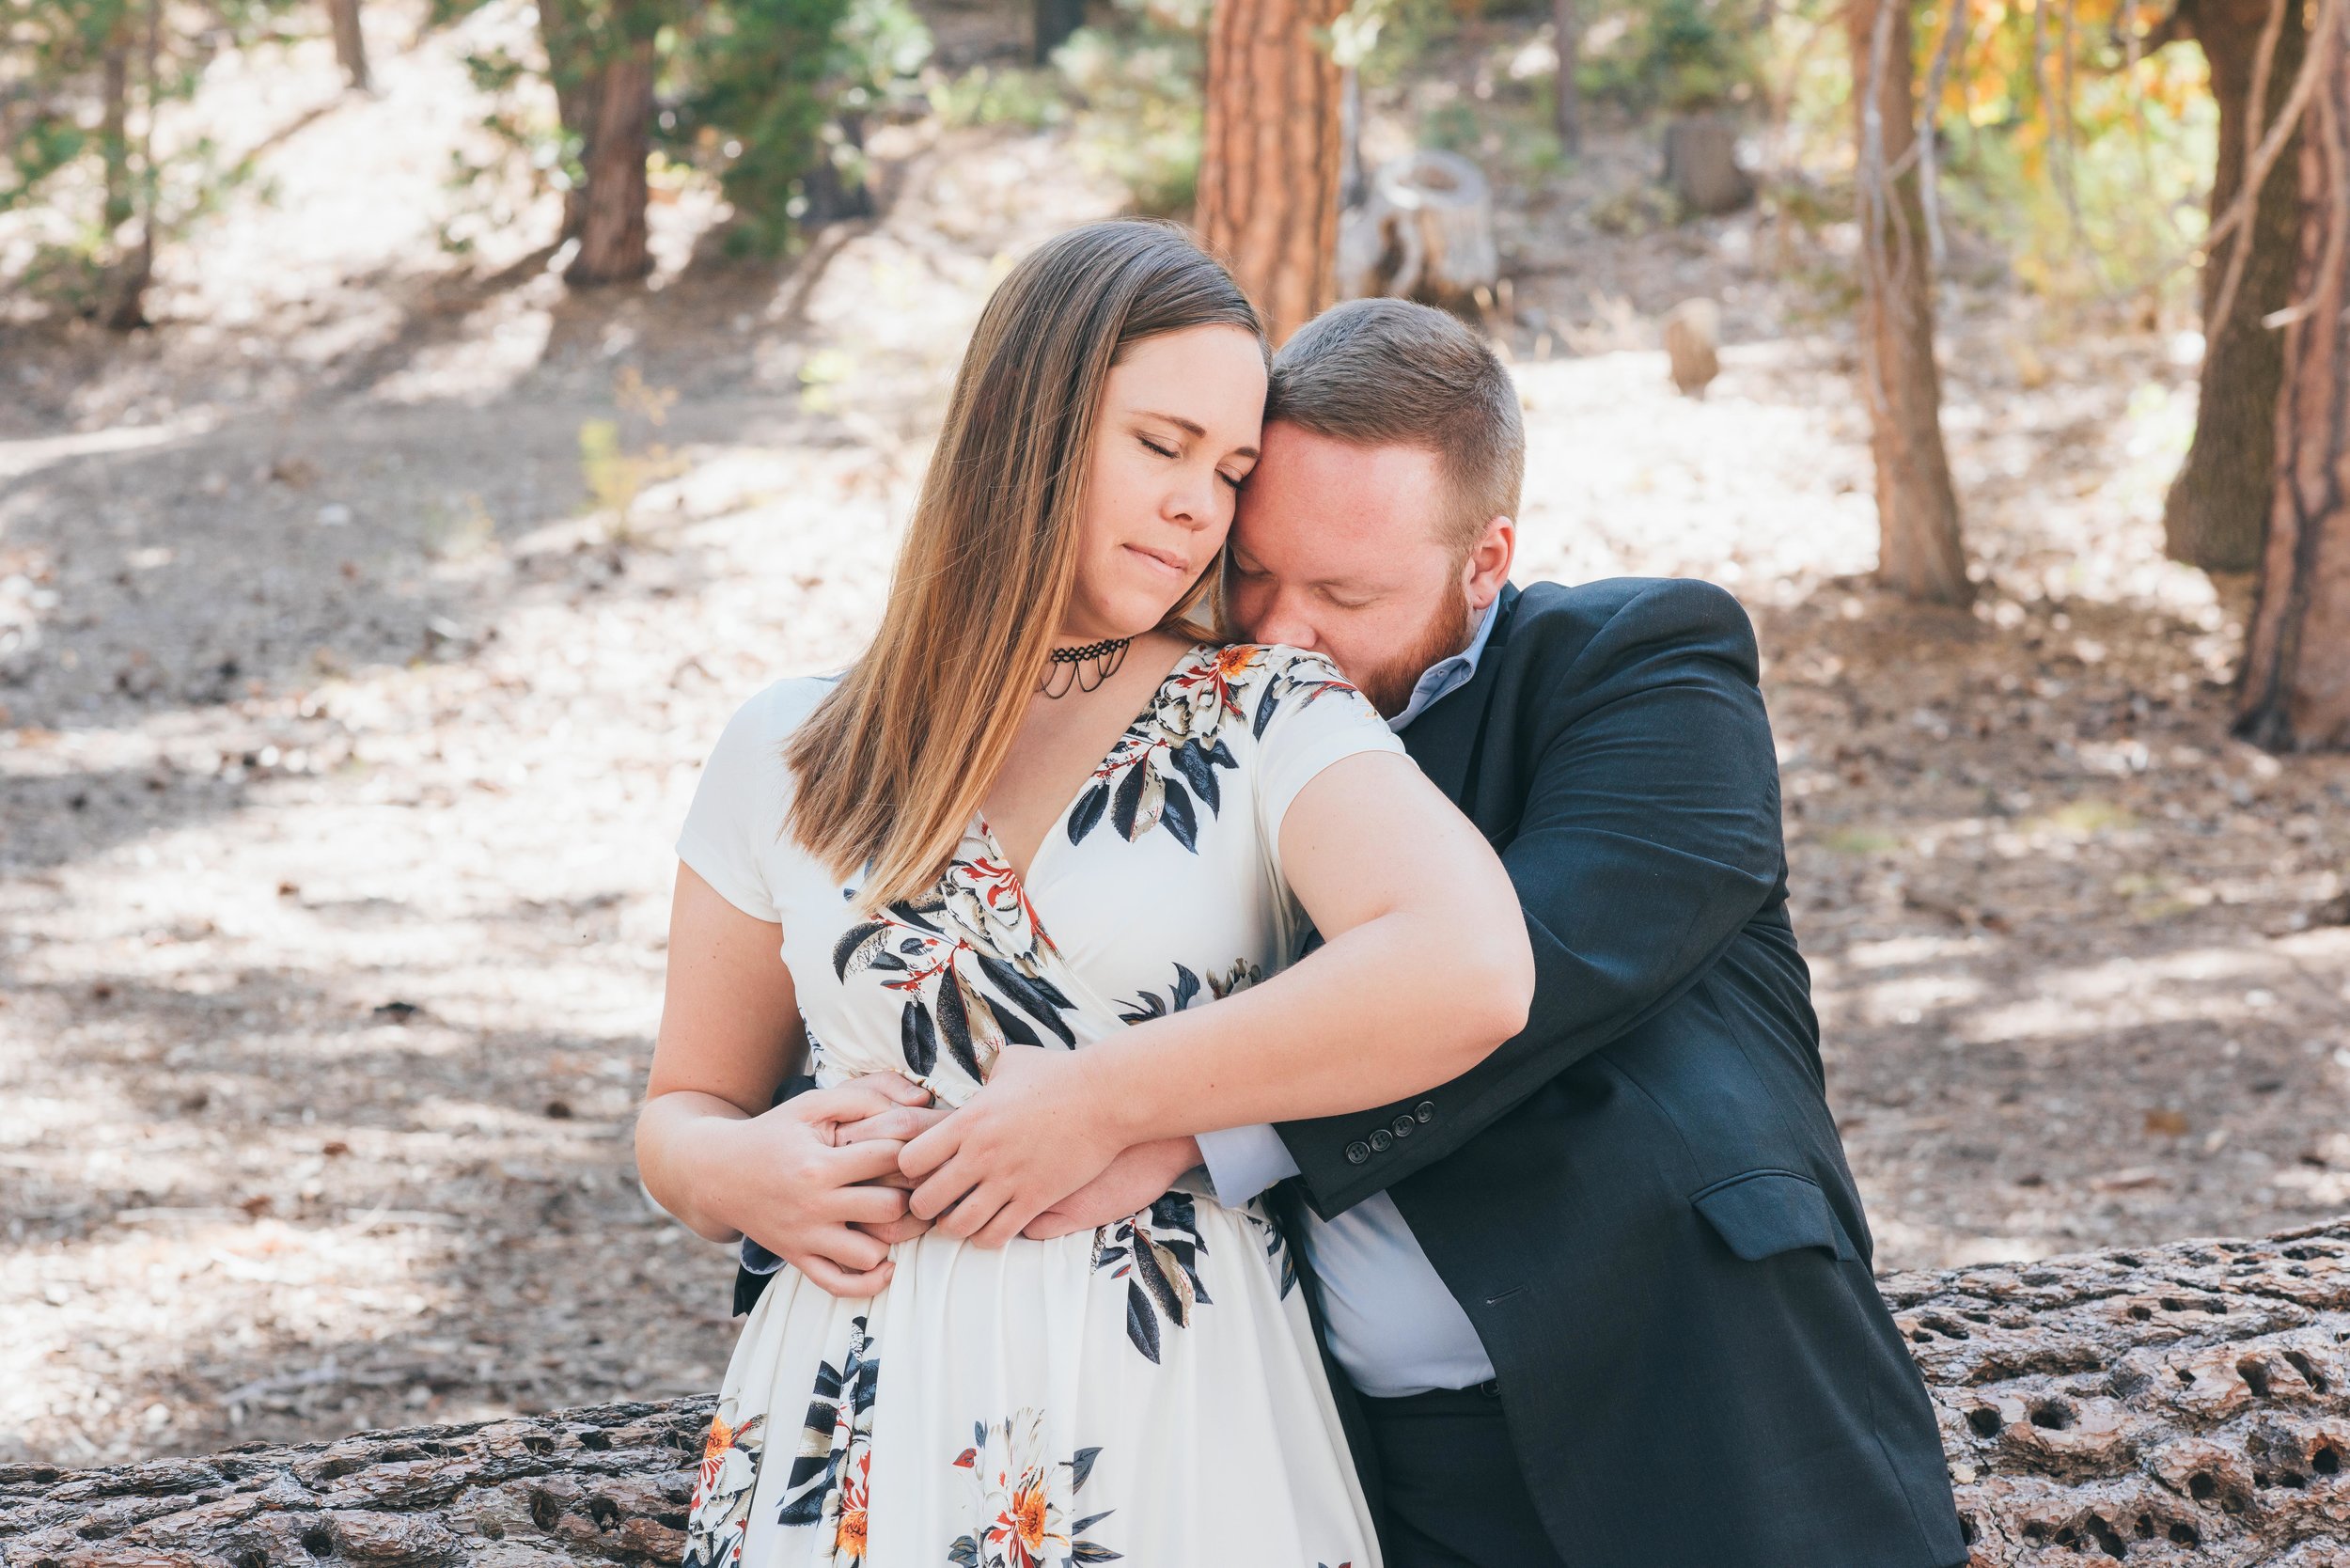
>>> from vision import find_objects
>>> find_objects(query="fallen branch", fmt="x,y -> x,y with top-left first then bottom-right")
8,1220 -> 2350,1565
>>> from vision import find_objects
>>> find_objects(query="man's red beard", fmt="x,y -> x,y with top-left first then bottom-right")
1355,577 -> 1475,719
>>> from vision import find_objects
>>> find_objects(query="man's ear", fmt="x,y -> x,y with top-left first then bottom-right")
1461,515 -> 1515,608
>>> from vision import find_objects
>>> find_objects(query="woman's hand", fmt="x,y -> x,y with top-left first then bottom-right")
898,1045 -> 1129,1247
713,1074 -> 934,1296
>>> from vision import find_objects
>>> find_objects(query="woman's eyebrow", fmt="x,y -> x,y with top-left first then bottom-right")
1136,410 -> 1259,460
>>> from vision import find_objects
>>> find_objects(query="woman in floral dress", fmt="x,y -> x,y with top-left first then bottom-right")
636,220 -> 1533,1568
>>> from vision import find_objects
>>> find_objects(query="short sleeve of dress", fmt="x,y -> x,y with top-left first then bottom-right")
1248,647 -> 1408,853
673,678 -> 832,924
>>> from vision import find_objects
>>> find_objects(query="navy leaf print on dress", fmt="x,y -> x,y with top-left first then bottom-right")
901,996 -> 938,1075
1091,1194 -> 1211,1362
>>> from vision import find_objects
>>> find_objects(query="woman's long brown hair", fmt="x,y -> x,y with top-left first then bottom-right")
786,219 -> 1266,910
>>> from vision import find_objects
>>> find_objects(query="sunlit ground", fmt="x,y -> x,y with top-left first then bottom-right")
2,0 -> 2345,1471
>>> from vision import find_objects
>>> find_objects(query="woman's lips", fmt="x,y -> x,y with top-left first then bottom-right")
1124,543 -> 1190,576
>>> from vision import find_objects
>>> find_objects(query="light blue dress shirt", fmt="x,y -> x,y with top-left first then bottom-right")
1197,593 -> 1506,1399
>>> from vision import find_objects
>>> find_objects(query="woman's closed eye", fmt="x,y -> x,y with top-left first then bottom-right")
1138,434 -> 1180,460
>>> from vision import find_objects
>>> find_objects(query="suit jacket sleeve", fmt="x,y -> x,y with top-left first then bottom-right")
1274,579 -> 1791,1218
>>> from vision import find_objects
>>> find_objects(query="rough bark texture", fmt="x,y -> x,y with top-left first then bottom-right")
2163,0 -> 2309,574
12,1222 -> 2350,1566
1197,0 -> 1347,343
563,34 -> 655,287
1850,0 -> 1974,606
327,0 -> 370,91
2236,0 -> 2350,751
538,0 -> 601,243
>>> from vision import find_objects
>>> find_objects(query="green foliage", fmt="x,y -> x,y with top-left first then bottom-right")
0,0 -> 290,317
932,66 -> 1070,131
1052,0 -> 1206,216
665,0 -> 932,255
1574,0 -> 1759,113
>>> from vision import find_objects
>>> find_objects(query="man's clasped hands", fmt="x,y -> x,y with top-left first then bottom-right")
708,1047 -> 1205,1297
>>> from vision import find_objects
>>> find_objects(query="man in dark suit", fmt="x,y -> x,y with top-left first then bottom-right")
732,297 -> 1966,1568
1042,297 -> 1964,1568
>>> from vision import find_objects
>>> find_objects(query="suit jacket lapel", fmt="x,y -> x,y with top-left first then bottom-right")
1402,582 -> 1519,807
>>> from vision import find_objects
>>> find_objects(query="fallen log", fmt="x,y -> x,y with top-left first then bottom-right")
7,1219 -> 2350,1566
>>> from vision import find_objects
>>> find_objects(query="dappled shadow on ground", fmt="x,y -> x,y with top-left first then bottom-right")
4,0 -> 2348,1471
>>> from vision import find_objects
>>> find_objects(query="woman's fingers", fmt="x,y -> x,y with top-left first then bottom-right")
910,1152 -> 980,1221
795,1253 -> 894,1299
790,1083 -> 906,1129
899,1110 -> 964,1181
841,1072 -> 933,1106
809,1222 -> 891,1273
836,1182 -> 913,1226
854,1213 -> 934,1246
823,1137 -> 913,1186
838,1105 -> 951,1145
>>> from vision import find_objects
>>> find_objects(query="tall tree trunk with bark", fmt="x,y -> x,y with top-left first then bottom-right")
1849,0 -> 1972,605
101,0 -> 160,331
564,29 -> 656,285
2236,0 -> 2350,750
2164,0 -> 2309,572
1554,0 -> 1582,154
539,0 -> 602,242
1197,0 -> 1347,343
327,0 -> 369,90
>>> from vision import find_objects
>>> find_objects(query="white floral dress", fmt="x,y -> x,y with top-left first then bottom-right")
670,643 -> 1403,1568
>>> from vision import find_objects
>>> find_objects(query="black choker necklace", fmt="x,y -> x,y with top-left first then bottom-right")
1039,636 -> 1132,698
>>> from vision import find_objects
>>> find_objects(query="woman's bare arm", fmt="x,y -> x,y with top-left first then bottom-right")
635,864 -> 931,1295
899,750 -> 1533,1244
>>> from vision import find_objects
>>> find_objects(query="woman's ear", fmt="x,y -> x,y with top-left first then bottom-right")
1462,515 -> 1515,607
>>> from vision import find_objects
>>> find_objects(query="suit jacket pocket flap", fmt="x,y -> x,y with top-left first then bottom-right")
1692,1169 -> 1858,1262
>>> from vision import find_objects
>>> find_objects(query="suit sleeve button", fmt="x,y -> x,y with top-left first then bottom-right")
1392,1114 -> 1416,1138
1369,1129 -> 1393,1153
1345,1141 -> 1371,1165
1415,1101 -> 1436,1123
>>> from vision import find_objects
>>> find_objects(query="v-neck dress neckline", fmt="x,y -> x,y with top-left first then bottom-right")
975,640 -> 1214,909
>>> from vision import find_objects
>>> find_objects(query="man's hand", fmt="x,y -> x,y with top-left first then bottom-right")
723,1073 -> 932,1296
899,1045 -> 1125,1248
1022,1137 -> 1203,1240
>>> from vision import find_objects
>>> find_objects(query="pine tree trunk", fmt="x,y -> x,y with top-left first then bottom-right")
100,21 -> 131,234
101,0 -> 160,332
327,0 -> 370,90
1849,0 -> 1972,606
539,0 -> 600,242
564,32 -> 655,287
1198,0 -> 1347,343
2164,0 -> 2309,572
2236,0 -> 2350,751
1554,0 -> 1582,154
1034,0 -> 1085,63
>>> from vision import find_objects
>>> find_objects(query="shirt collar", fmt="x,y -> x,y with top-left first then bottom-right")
1389,591 -> 1504,733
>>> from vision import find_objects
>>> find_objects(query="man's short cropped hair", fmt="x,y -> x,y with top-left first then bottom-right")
1266,298 -> 1526,553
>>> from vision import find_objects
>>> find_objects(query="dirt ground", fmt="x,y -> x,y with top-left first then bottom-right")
2,0 -> 2345,1472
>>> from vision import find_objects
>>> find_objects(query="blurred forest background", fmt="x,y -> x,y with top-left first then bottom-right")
2,0 -> 2348,1472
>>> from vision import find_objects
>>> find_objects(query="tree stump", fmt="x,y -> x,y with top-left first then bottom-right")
11,1221 -> 2350,1565
1661,298 -> 1721,398
1336,149 -> 1499,311
1660,112 -> 1755,215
